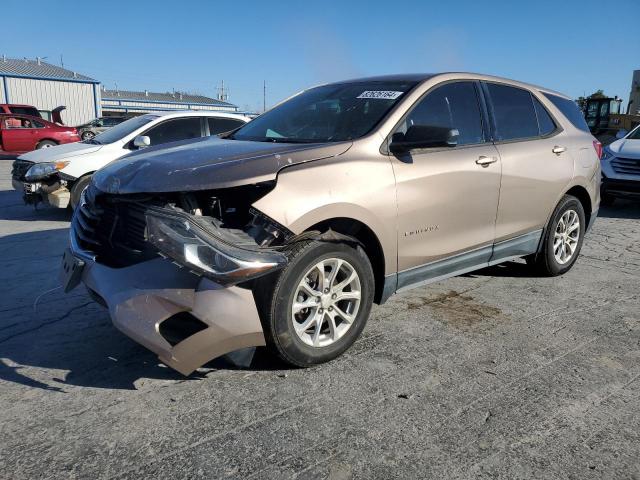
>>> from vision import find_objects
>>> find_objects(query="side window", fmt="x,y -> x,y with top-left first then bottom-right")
543,93 -> 590,132
208,117 -> 245,135
31,120 -> 45,128
4,116 -> 22,128
396,81 -> 484,146
144,118 -> 202,146
486,83 -> 539,141
532,97 -> 556,136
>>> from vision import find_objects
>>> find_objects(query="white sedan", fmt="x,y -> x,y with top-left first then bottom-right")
11,111 -> 251,209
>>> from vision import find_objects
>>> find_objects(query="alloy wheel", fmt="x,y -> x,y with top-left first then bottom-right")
553,209 -> 580,265
291,258 -> 361,347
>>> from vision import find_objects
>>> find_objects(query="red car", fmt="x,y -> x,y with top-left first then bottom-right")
0,114 -> 80,154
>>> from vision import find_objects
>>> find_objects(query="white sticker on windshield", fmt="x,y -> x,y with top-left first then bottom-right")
357,91 -> 404,100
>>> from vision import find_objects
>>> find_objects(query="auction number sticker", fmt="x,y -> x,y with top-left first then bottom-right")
357,91 -> 404,100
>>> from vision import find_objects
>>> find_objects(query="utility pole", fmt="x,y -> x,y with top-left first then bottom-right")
263,80 -> 266,113
217,81 -> 228,102
60,54 -> 64,68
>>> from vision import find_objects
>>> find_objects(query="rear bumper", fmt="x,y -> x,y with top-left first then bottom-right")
79,256 -> 265,375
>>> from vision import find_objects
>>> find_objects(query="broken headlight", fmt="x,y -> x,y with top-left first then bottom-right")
146,209 -> 287,285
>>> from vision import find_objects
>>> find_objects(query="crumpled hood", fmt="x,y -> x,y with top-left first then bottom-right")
18,141 -> 102,163
93,136 -> 351,194
608,138 -> 640,159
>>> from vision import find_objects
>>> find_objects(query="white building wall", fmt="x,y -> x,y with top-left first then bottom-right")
0,78 -> 5,103
5,77 -> 97,125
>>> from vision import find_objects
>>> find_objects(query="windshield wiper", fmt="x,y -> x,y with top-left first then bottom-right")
83,139 -> 102,145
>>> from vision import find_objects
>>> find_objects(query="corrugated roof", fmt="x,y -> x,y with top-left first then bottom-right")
0,57 -> 97,82
101,89 -> 236,107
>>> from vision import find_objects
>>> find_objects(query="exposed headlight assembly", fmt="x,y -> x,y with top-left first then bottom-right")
25,161 -> 70,181
146,208 -> 287,285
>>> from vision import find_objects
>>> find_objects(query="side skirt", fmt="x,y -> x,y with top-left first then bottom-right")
386,229 -> 543,296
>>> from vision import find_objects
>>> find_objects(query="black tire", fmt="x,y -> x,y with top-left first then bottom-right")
69,175 -> 92,210
81,131 -> 95,141
255,240 -> 374,367
36,140 -> 57,149
528,195 -> 586,276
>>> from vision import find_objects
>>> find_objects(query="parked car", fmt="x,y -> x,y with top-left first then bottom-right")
600,126 -> 640,205
0,104 -> 66,124
76,116 -> 127,141
12,111 -> 251,209
1,114 -> 79,155
61,73 -> 601,375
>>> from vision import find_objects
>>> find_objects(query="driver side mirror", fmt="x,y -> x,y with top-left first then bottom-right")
615,129 -> 628,140
390,125 -> 459,154
133,135 -> 151,149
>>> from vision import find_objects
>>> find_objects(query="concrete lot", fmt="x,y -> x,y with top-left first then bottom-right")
0,157 -> 638,480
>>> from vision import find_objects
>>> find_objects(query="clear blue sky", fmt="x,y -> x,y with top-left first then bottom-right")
3,0 -> 638,112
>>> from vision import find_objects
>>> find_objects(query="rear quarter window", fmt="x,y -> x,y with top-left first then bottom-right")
542,93 -> 590,133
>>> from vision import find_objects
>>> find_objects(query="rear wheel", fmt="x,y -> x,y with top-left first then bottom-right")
255,240 -> 374,367
36,140 -> 57,149
527,195 -> 585,276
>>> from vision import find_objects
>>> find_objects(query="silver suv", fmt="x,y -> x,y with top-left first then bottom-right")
61,73 -> 601,374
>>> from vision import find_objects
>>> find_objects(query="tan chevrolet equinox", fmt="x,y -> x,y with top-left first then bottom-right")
60,73 -> 601,374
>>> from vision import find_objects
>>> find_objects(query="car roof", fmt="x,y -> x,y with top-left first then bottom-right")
325,72 -> 571,100
0,103 -> 37,108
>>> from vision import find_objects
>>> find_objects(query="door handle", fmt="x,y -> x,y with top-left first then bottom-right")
476,156 -> 497,167
552,146 -> 566,154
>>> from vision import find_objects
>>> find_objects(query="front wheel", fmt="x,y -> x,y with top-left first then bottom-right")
527,195 -> 585,276
255,240 -> 374,367
69,175 -> 92,210
81,131 -> 95,141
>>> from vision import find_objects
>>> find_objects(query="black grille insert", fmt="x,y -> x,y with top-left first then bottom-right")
611,157 -> 640,176
11,160 -> 34,181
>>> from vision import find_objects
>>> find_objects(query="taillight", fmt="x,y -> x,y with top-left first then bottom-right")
593,140 -> 602,159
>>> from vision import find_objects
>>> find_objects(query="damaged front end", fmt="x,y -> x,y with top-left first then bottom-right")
67,183 -> 293,374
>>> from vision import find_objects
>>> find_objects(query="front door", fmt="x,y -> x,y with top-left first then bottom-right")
1,116 -> 37,152
390,81 -> 502,287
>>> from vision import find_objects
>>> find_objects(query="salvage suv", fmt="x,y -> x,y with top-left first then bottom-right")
61,73 -> 601,375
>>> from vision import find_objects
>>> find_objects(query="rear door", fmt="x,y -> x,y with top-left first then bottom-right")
483,82 -> 573,243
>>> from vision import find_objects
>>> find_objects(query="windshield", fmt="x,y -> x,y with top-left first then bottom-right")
90,115 -> 157,144
231,81 -> 417,143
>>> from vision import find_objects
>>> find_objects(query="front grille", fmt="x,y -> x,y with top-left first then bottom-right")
11,160 -> 34,180
74,186 -> 159,267
611,157 -> 640,176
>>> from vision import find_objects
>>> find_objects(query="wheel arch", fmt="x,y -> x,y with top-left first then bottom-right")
565,184 -> 592,227
304,217 -> 388,305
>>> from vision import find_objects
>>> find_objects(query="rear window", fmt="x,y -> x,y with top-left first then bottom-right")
543,93 -> 590,132
486,83 -> 539,141
10,107 -> 40,117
